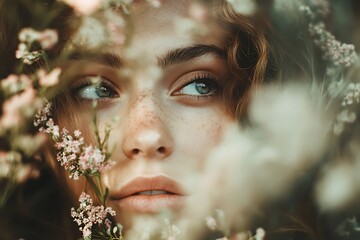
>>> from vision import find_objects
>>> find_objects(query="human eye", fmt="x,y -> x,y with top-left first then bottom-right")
72,76 -> 119,101
173,72 -> 221,99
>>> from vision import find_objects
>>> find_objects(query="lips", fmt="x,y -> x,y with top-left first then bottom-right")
109,176 -> 186,213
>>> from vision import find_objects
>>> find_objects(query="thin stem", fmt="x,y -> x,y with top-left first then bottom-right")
92,104 -> 102,149
97,175 -> 105,203
85,175 -> 104,206
0,166 -> 17,207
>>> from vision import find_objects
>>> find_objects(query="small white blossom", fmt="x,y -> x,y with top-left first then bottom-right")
205,216 -> 218,231
342,82 -> 360,106
308,21 -> 358,68
37,68 -> 61,87
16,28 -> 58,65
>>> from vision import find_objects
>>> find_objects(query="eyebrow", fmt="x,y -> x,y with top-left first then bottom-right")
68,44 -> 225,69
69,51 -> 123,68
158,44 -> 226,68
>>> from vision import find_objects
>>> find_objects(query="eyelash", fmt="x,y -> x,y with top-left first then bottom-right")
174,73 -> 221,99
70,73 -> 221,103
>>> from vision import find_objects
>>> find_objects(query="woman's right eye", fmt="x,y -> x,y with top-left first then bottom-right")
73,78 -> 119,100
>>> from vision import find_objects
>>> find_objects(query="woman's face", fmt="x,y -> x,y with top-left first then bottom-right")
61,0 -> 235,225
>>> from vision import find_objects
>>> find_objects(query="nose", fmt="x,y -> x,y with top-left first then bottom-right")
121,96 -> 174,160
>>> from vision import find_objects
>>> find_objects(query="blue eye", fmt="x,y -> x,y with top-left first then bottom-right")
178,76 -> 219,96
74,78 -> 119,100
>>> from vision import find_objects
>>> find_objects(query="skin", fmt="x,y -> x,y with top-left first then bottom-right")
60,0 -> 235,228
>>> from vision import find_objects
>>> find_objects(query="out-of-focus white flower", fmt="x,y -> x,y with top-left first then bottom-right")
316,162 -> 357,211
16,50 -> 43,65
126,216 -> 184,240
183,84 -> 329,234
15,133 -> 47,157
188,2 -> 207,22
72,16 -> 108,49
37,29 -> 58,49
250,84 -> 328,163
0,151 -> 39,183
15,164 -> 40,183
0,88 -> 36,129
333,109 -> 357,135
37,68 -> 61,87
254,228 -> 266,240
15,43 -> 28,59
0,151 -> 21,177
147,0 -> 161,8
174,17 -> 208,39
227,0 -> 257,16
105,10 -> 126,46
342,82 -> 360,106
18,28 -> 58,49
205,216 -> 218,231
62,0 -> 103,15
276,0 -> 329,18
0,74 -> 31,96
16,28 -> 58,65
161,218 -> 181,240
233,232 -> 250,240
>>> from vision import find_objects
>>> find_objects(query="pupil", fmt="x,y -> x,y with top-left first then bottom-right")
195,82 -> 210,94
96,86 -> 111,97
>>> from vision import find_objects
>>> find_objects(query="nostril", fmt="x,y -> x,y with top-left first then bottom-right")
132,148 -> 140,155
157,146 -> 166,154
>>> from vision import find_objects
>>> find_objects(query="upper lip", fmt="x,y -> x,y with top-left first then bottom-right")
109,175 -> 186,200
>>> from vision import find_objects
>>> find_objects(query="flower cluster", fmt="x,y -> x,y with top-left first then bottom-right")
16,28 -> 58,65
300,4 -> 360,137
0,74 -> 31,97
0,77 -> 42,130
71,192 -> 119,239
37,68 -> 61,87
336,217 -> 360,237
34,103 -> 115,180
205,210 -> 265,240
0,25 -> 61,197
308,22 -> 358,68
34,103 -> 59,139
56,130 -> 115,179
0,151 -> 40,183
160,218 -> 181,240
342,82 -> 360,106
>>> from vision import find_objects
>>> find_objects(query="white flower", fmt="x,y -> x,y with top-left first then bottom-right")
37,68 -> 61,87
62,0 -> 103,15
316,162 -> 357,211
72,16 -> 108,49
255,228 -> 266,240
227,0 -> 257,16
71,192 -> 116,238
205,216 -> 218,231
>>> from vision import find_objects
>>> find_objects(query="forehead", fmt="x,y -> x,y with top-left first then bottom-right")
67,0 -> 227,68
123,1 -> 226,61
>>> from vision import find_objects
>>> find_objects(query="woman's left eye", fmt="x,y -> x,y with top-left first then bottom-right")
177,76 -> 219,96
73,79 -> 119,100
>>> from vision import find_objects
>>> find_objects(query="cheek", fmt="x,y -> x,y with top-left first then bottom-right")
172,107 -> 234,166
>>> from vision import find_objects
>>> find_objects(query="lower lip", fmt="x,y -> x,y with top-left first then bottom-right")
112,194 -> 186,213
